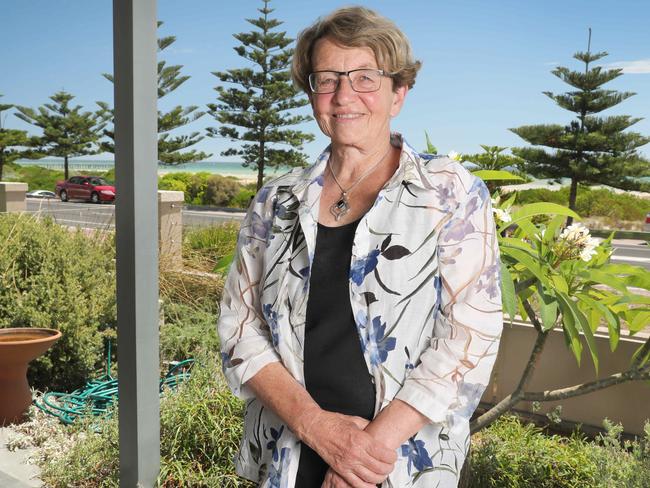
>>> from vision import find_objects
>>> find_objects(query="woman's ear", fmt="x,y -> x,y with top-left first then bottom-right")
390,85 -> 408,118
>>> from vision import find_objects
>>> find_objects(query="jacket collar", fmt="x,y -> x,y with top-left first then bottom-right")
287,132 -> 439,200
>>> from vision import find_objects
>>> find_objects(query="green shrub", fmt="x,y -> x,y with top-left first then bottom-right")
160,302 -> 220,363
514,186 -> 650,222
470,415 -> 650,487
6,165 -> 66,191
0,214 -> 116,391
39,354 -> 254,488
229,188 -> 256,208
205,174 -> 241,206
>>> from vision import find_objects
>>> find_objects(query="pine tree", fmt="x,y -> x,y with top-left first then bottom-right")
15,91 -> 106,180
511,30 -> 650,222
99,21 -> 210,164
463,145 -> 525,172
207,0 -> 314,190
0,95 -> 42,180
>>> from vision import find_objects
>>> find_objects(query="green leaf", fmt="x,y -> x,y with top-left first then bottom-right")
537,284 -> 559,331
551,274 -> 569,294
500,246 -> 550,287
576,292 -> 620,351
472,170 -> 524,181
424,131 -> 437,154
628,311 -> 650,334
578,269 -> 628,293
500,203 -> 580,233
558,292 -> 599,372
500,262 -> 517,323
543,214 -> 567,246
556,294 -> 583,365
214,252 -> 234,274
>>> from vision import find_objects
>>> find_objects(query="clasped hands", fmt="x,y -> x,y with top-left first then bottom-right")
299,408 -> 397,488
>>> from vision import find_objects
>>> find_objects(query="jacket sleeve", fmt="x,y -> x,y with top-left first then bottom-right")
217,190 -> 282,400
395,175 -> 503,426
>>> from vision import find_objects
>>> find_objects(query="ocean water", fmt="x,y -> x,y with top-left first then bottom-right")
16,159 -> 292,179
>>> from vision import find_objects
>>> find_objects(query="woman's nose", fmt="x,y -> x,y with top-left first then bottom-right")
332,75 -> 356,103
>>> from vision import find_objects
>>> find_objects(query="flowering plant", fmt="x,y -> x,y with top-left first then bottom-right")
470,177 -> 650,432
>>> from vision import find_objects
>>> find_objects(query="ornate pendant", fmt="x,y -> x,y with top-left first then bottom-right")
329,192 -> 350,221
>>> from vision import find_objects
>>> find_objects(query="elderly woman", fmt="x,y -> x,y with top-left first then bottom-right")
217,6 -> 502,488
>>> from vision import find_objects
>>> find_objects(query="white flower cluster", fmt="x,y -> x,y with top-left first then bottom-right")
491,197 -> 512,223
559,223 -> 599,262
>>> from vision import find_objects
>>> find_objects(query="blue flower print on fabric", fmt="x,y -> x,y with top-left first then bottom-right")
267,446 -> 291,488
469,176 -> 490,203
455,381 -> 485,420
265,425 -> 284,462
256,186 -> 271,203
350,249 -> 381,286
475,263 -> 500,299
363,316 -> 396,366
262,304 -> 280,347
401,437 -> 433,475
247,211 -> 272,244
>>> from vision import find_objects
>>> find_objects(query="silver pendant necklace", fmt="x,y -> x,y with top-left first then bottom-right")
328,146 -> 392,221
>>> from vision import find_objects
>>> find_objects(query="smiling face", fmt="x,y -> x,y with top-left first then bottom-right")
309,37 -> 407,152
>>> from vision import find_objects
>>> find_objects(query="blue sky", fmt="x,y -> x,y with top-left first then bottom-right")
1,0 -> 649,161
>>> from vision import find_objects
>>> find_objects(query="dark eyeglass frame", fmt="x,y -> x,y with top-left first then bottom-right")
308,68 -> 391,94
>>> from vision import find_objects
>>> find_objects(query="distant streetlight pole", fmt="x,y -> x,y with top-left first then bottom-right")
113,0 -> 160,486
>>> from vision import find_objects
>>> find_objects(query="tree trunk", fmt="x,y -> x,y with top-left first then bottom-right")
64,155 -> 69,181
257,141 -> 265,191
458,445 -> 472,488
567,177 -> 579,226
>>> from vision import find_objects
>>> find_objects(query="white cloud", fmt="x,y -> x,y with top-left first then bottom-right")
602,59 -> 650,74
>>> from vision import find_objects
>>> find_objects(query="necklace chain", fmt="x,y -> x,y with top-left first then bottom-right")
327,145 -> 393,221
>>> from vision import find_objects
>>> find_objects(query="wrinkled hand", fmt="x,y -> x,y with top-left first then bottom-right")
301,410 -> 395,487
321,467 -> 376,488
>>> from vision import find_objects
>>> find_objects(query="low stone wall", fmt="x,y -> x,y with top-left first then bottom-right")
482,320 -> 650,436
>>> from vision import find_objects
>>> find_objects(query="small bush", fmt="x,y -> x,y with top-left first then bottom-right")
229,188 -> 256,208
205,174 -> 241,206
160,301 -> 220,363
470,415 -> 650,488
0,214 -> 116,391
158,172 -> 244,207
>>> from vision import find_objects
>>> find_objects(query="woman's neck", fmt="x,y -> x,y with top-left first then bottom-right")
329,140 -> 397,186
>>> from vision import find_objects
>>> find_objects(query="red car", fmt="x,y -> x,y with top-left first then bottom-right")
55,176 -> 116,203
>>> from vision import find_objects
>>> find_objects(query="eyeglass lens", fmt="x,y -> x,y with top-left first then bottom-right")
310,69 -> 381,93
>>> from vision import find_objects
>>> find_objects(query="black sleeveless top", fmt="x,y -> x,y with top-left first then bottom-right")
295,219 -> 376,487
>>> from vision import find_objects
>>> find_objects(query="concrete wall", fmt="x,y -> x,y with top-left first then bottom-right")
0,182 -> 27,213
482,321 -> 650,436
158,190 -> 184,268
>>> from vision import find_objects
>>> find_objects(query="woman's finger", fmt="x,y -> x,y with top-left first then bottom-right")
368,441 -> 398,465
344,471 -> 377,488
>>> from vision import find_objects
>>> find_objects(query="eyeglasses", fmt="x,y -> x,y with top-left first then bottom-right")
308,69 -> 390,94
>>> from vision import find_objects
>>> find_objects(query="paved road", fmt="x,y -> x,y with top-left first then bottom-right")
26,198 -> 244,230
26,198 -> 650,269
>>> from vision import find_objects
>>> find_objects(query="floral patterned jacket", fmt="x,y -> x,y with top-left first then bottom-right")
217,133 -> 503,487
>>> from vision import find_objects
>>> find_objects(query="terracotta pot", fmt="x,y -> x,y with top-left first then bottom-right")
0,328 -> 62,425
